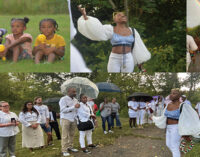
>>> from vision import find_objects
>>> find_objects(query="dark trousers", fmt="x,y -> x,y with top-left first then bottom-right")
129,118 -> 136,128
49,121 -> 61,140
111,114 -> 121,127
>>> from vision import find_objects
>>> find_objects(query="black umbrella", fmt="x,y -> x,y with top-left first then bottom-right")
96,82 -> 121,92
127,92 -> 153,101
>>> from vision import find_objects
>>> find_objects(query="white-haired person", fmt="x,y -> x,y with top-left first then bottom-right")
77,6 -> 151,73
152,89 -> 200,157
19,101 -> 44,151
0,101 -> 19,157
77,94 -> 96,154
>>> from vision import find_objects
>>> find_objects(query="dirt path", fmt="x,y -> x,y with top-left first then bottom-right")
73,125 -> 171,157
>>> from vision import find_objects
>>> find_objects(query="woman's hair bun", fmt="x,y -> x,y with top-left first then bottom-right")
24,17 -> 29,24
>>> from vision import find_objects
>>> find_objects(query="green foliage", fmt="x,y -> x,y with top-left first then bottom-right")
0,0 -> 68,15
72,0 -> 186,72
0,14 -> 70,72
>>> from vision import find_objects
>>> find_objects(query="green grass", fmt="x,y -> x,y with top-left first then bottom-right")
12,109 -> 200,157
14,116 -> 136,157
0,14 -> 70,72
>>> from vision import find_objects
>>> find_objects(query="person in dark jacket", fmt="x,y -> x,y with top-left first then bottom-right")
48,105 -> 61,140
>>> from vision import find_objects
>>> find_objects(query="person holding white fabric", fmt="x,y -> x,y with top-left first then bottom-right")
77,6 -> 151,73
145,101 -> 154,124
128,98 -> 138,128
195,102 -> 200,117
181,95 -> 192,106
59,87 -> 80,157
19,101 -> 44,151
137,100 -> 146,128
0,101 -> 19,157
152,89 -> 200,157
77,94 -> 96,154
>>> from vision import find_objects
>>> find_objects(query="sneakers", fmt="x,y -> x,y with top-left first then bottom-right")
63,152 -> 70,156
82,149 -> 91,154
108,130 -> 114,133
104,131 -> 108,134
67,147 -> 79,152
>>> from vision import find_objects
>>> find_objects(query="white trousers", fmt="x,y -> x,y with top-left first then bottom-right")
107,52 -> 134,73
79,130 -> 92,148
186,52 -> 191,72
166,124 -> 181,157
137,109 -> 145,125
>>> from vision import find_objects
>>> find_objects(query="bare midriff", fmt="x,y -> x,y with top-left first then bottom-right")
167,118 -> 178,125
112,46 -> 132,54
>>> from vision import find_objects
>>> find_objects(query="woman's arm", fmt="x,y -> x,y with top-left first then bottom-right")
78,6 -> 88,20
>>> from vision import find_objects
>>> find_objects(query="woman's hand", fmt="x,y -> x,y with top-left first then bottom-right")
90,115 -> 96,119
78,5 -> 88,20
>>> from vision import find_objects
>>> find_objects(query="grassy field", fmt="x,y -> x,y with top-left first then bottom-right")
14,116 -> 136,157
0,14 -> 70,72
10,110 -> 200,157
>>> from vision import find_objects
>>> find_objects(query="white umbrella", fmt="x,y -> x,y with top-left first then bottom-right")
61,77 -> 99,99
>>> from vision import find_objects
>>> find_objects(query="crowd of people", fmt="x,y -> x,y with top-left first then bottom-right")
0,88 -> 200,157
0,17 -> 65,64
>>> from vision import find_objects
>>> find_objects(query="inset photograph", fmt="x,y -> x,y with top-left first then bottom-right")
70,0 -> 186,73
187,0 -> 200,72
0,0 -> 70,72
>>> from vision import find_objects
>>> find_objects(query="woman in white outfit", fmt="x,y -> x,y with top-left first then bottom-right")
128,98 -> 138,128
77,6 -> 151,72
137,100 -> 146,128
77,94 -> 96,154
19,101 -> 44,151
152,89 -> 200,157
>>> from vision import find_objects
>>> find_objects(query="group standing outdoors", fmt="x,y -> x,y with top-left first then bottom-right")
1,89 -> 200,157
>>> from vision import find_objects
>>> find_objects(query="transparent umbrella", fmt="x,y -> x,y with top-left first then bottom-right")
61,77 -> 99,99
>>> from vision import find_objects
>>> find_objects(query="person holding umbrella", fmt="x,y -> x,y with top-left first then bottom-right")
100,97 -> 113,134
59,87 -> 80,157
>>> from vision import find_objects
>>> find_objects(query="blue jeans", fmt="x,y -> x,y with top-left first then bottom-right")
111,114 -> 121,127
101,116 -> 111,131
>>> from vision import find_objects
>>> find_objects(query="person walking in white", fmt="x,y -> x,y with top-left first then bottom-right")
34,97 -> 53,146
0,101 -> 20,157
59,87 -> 80,157
77,94 -> 96,154
137,100 -> 146,128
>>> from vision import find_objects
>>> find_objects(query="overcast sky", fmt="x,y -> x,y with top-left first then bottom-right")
187,0 -> 200,27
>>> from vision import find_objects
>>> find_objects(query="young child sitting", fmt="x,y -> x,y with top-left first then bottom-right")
33,18 -> 66,64
1,17 -> 33,62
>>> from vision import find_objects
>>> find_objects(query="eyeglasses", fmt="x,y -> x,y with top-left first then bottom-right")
2,105 -> 9,108
27,103 -> 33,105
